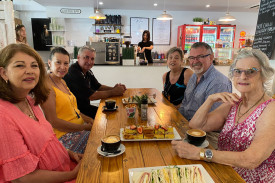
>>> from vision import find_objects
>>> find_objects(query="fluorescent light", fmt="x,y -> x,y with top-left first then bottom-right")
157,11 -> 173,20
206,4 -> 210,8
154,3 -> 158,6
99,2 -> 103,5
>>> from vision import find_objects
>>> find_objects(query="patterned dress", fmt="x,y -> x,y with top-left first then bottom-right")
218,99 -> 275,183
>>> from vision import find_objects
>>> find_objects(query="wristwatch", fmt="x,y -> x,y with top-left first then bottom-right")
199,148 -> 213,162
204,149 -> 213,162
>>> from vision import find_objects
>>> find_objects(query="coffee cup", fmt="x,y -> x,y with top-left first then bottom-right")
101,135 -> 121,153
105,100 -> 116,109
186,129 -> 206,146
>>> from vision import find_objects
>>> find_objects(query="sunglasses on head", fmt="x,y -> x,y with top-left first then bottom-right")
232,67 -> 260,78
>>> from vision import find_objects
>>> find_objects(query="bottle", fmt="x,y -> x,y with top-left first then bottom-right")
141,98 -> 148,121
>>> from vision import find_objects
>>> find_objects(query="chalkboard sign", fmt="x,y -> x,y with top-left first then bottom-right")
253,0 -> 275,58
152,18 -> 171,45
130,17 -> 149,45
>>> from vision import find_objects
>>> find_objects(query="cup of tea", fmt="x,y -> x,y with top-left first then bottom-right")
186,129 -> 206,146
101,135 -> 121,153
105,100 -> 116,109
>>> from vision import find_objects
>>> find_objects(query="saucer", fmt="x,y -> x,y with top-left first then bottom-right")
103,105 -> 118,111
97,144 -> 125,157
184,139 -> 209,148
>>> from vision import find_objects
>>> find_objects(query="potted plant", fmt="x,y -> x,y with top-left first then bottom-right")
122,47 -> 135,65
192,17 -> 204,25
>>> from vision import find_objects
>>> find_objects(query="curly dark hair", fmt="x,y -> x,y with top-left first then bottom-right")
0,44 -> 50,105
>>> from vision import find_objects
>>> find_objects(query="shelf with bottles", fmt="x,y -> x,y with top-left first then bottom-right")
94,24 -> 123,34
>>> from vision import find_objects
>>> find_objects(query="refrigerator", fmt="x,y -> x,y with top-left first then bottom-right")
180,24 -> 201,51
202,25 -> 219,48
218,25 -> 236,48
177,24 -> 236,50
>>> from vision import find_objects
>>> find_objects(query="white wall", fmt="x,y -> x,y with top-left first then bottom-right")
19,8 -> 258,55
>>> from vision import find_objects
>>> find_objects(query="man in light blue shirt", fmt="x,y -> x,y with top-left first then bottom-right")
179,42 -> 232,120
178,42 -> 232,149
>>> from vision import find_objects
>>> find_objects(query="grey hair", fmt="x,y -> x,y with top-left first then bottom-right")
229,49 -> 274,88
166,47 -> 184,60
78,46 -> 96,56
190,42 -> 213,54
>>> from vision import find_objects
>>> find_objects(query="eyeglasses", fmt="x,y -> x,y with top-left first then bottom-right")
188,54 -> 210,61
232,67 -> 260,78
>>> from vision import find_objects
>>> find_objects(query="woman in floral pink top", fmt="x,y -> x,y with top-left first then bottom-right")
172,49 -> 275,183
0,44 -> 81,182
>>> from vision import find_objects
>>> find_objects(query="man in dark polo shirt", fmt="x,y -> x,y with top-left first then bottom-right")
64,46 -> 126,118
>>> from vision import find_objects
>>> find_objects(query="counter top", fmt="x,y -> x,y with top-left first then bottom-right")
94,62 -> 232,67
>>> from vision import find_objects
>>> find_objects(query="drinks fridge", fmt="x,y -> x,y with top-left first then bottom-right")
177,25 -> 201,51
218,25 -> 236,48
202,25 -> 219,48
177,24 -> 236,50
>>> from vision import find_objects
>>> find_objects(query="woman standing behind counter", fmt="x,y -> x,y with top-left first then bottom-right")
138,30 -> 154,63
162,47 -> 193,108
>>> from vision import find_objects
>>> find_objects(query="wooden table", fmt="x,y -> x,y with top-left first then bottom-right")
76,88 -> 245,183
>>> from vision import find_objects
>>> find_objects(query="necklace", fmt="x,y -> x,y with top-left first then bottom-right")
49,75 -> 81,119
237,92 -> 265,123
17,98 -> 37,120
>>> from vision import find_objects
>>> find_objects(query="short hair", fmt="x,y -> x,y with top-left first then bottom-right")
142,30 -> 150,42
49,47 -> 70,60
229,49 -> 275,87
78,46 -> 96,56
166,47 -> 184,60
190,42 -> 213,54
0,44 -> 50,105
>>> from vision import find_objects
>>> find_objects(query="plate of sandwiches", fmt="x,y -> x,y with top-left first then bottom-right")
129,164 -> 214,183
121,125 -> 182,141
122,97 -> 157,104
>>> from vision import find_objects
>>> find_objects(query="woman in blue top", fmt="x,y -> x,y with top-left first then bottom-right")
162,47 -> 193,108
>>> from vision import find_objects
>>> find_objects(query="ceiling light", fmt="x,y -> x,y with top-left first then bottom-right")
218,0 -> 236,22
206,4 -> 210,8
154,3 -> 158,6
89,0 -> 106,19
157,11 -> 173,20
157,0 -> 173,20
99,2 -> 103,5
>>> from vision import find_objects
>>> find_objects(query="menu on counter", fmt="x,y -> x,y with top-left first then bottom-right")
152,18 -> 171,45
253,0 -> 275,59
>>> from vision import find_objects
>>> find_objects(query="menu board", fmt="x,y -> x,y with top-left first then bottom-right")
253,0 -> 275,58
130,17 -> 149,45
152,18 -> 171,45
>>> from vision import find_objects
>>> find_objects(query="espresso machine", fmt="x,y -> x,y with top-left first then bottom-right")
86,41 -> 120,65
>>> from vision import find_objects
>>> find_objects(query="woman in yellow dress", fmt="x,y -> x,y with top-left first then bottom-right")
41,47 -> 93,153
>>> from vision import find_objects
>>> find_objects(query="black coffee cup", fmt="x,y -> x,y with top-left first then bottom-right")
101,135 -> 121,153
186,129 -> 206,146
105,100 -> 116,109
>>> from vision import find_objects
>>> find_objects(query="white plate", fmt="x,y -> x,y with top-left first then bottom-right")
97,144 -> 125,157
128,164 -> 214,183
120,127 -> 182,141
184,139 -> 210,148
122,97 -> 157,104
